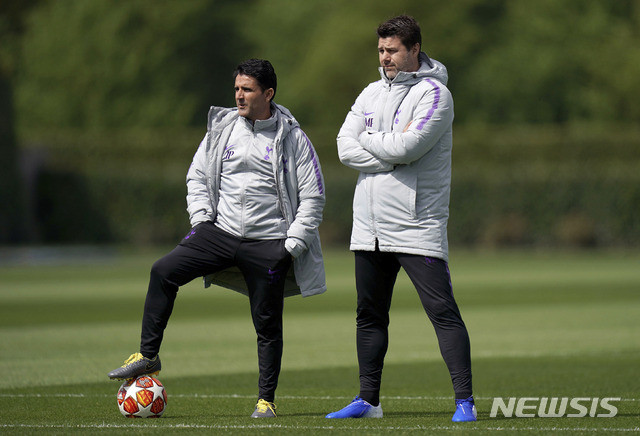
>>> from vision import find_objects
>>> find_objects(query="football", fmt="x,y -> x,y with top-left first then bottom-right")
117,375 -> 167,418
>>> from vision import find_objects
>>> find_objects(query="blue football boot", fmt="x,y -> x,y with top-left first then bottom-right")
326,396 -> 383,418
452,396 -> 477,422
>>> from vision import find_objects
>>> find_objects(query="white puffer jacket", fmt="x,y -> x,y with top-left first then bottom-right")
187,103 -> 326,297
337,52 -> 454,261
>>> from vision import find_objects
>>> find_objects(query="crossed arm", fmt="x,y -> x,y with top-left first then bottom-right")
337,85 -> 453,171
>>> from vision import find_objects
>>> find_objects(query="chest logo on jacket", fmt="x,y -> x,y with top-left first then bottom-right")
224,144 -> 235,160
364,111 -> 374,128
264,145 -> 273,161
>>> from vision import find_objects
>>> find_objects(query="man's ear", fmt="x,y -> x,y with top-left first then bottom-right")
411,43 -> 420,57
265,88 -> 275,102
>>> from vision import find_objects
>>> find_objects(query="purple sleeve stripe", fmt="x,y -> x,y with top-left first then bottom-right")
415,78 -> 441,131
297,128 -> 324,195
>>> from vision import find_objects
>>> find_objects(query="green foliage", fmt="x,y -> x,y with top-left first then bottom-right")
0,0 -> 38,243
16,0 -> 640,132
5,0 -> 640,246
0,75 -> 24,243
238,0 -> 640,128
460,0 -> 640,124
19,124 -> 640,247
22,128 -> 204,244
15,0 -> 245,130
449,124 -> 640,247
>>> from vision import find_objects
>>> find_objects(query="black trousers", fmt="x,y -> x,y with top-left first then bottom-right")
139,221 -> 292,402
355,248 -> 472,404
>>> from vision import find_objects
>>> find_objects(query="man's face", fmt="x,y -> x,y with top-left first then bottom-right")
378,36 -> 420,80
234,74 -> 273,121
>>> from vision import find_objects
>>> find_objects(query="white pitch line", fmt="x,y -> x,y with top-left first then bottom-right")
0,393 -> 638,402
1,423 -> 639,433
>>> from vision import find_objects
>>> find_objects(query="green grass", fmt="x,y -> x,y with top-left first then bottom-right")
1,247 -> 639,435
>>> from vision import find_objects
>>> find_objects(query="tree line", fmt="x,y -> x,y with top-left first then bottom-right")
1,0 -> 639,246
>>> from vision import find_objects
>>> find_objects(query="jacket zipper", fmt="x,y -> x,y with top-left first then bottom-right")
239,133 -> 251,237
272,139 -> 291,227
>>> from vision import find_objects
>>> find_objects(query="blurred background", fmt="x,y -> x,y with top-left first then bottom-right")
1,0 -> 639,250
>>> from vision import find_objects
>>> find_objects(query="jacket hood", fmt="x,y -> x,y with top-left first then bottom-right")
273,102 -> 300,134
207,106 -> 237,131
379,52 -> 449,86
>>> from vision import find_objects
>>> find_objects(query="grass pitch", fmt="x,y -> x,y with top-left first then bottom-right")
0,247 -> 639,435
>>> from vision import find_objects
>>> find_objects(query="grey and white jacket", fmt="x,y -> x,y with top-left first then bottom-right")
337,52 -> 454,261
186,103 -> 326,297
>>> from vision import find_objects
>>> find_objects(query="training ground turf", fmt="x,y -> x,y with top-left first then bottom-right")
1,247 -> 639,435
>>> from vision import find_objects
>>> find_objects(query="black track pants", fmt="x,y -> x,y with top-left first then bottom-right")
354,249 -> 472,404
139,221 -> 291,402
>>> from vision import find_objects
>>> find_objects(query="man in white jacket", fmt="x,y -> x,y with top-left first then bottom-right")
107,59 -> 326,418
325,16 -> 475,422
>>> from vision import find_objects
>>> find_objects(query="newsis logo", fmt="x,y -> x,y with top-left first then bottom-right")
490,397 -> 620,418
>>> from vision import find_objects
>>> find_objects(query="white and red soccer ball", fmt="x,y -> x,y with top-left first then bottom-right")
117,375 -> 167,418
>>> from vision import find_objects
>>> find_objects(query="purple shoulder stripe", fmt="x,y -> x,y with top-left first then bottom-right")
295,127 -> 324,195
415,78 -> 441,131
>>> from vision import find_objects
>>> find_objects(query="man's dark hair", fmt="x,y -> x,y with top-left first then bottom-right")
233,58 -> 277,101
376,15 -> 422,52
